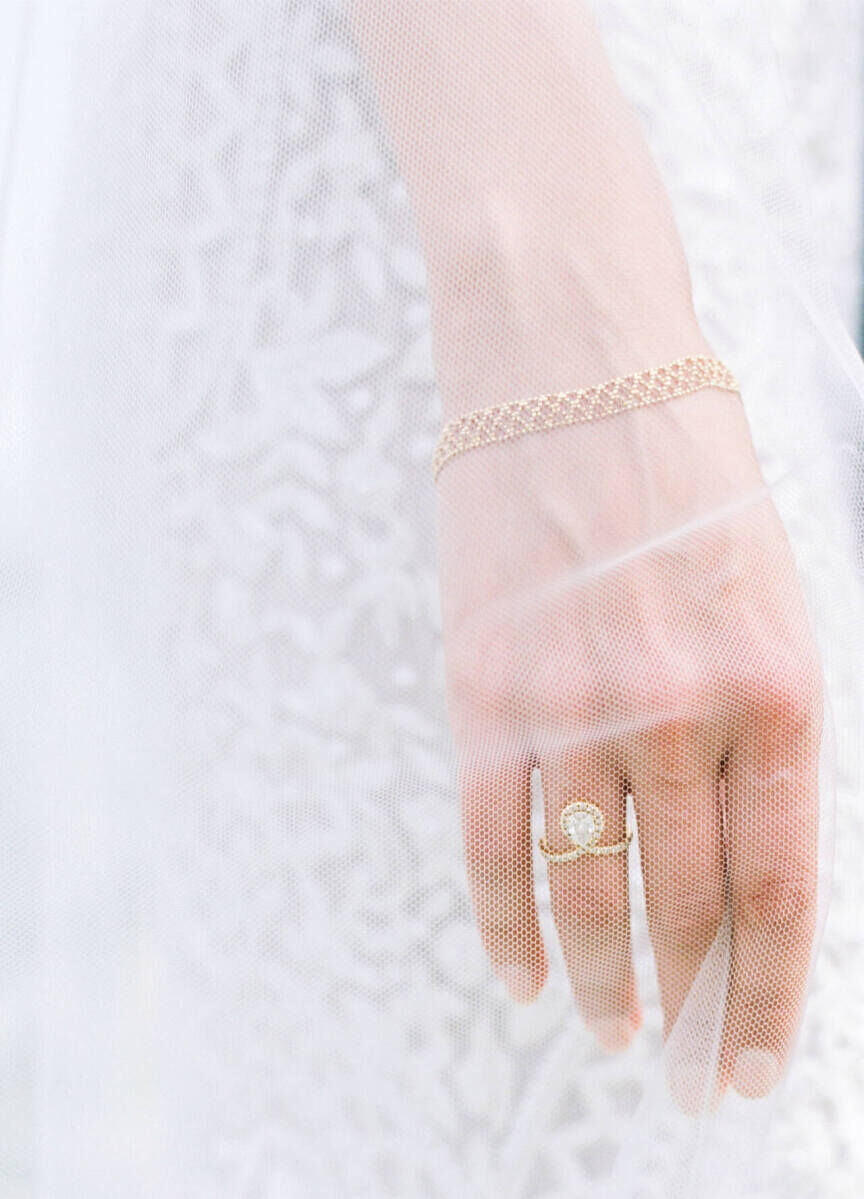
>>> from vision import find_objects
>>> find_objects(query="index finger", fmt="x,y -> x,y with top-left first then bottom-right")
459,739 -> 548,1003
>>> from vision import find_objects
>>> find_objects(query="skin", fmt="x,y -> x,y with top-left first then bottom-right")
437,380 -> 823,1107
347,0 -> 825,1107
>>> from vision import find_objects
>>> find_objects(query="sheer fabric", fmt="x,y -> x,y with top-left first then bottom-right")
1,1 -> 864,1197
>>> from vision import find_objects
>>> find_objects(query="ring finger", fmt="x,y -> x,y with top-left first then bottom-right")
540,740 -> 640,1050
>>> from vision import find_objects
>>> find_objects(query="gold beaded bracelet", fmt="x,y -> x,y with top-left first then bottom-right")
432,354 -> 740,480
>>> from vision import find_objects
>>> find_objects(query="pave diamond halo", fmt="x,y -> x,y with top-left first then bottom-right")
560,800 -> 604,850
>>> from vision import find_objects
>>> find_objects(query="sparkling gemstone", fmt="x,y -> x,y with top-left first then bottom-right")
563,809 -> 598,848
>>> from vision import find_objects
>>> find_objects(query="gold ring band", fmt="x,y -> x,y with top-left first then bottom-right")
538,799 -> 634,863
538,829 -> 634,862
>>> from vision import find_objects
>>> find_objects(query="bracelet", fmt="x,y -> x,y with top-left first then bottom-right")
432,354 -> 740,480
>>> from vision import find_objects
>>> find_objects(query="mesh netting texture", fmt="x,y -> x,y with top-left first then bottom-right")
2,1 -> 864,1197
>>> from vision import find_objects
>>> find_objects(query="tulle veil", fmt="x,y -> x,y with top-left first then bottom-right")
1,1 -> 863,1195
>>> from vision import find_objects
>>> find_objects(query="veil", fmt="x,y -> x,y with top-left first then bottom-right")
2,1 -> 864,1196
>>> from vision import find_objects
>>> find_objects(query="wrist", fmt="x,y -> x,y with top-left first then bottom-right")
425,227 -> 713,421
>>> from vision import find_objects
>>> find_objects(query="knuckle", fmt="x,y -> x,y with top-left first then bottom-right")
554,875 -> 627,937
735,867 -> 818,929
446,640 -> 511,730
638,710 -> 708,785
759,672 -> 822,738
461,798 -> 520,862
477,900 -> 524,949
527,652 -> 599,740
645,712 -> 704,753
466,829 -> 525,884
461,804 -> 529,898
653,888 -> 726,955
736,654 -> 824,742
631,662 -> 706,717
477,915 -> 522,962
623,657 -> 712,760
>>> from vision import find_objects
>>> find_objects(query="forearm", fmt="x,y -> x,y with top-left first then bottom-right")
347,0 -> 712,415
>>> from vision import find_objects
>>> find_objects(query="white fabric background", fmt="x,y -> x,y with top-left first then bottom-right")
1,2 -> 863,1196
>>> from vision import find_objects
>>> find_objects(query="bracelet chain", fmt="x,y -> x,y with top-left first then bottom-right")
432,354 -> 740,480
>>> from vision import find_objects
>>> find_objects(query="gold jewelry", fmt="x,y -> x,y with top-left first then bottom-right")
432,354 -> 740,480
538,800 -> 634,863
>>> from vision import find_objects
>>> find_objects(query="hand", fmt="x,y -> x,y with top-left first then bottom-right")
435,375 -> 824,1106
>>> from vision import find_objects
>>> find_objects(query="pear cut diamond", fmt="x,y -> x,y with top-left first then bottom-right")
564,811 -> 597,847
560,801 -> 603,849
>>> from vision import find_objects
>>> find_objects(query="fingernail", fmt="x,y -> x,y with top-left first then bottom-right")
591,1015 -> 635,1051
732,1049 -> 781,1098
499,963 -> 535,1002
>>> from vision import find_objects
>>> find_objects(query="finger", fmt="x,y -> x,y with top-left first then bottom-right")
540,742 -> 640,1050
626,723 -> 727,1033
459,738 -> 548,1003
720,680 -> 822,1098
626,724 -> 727,1109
